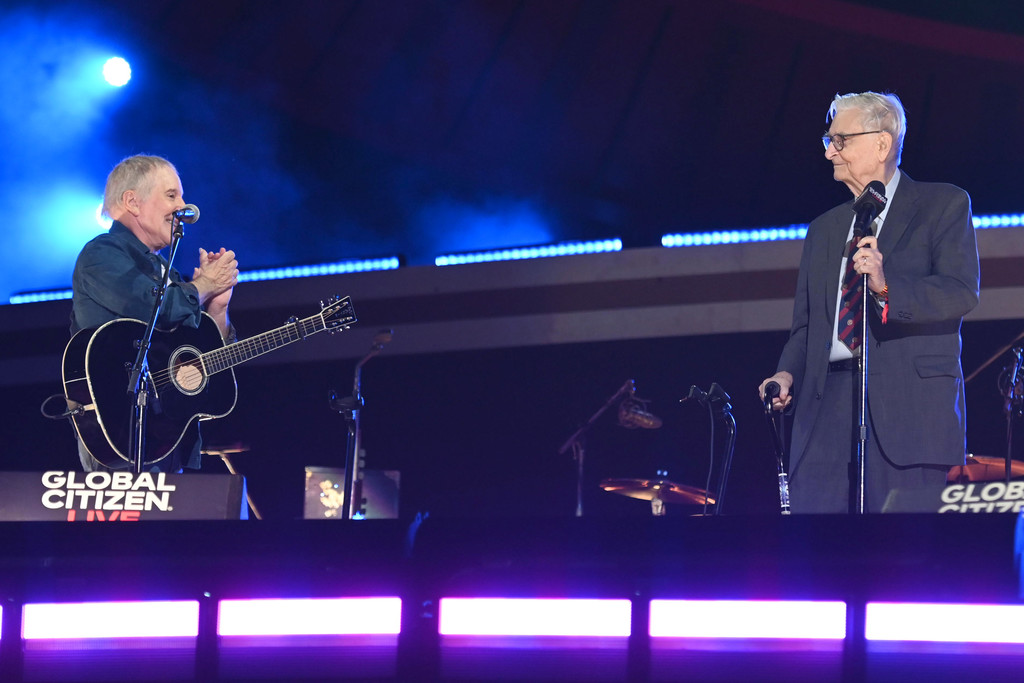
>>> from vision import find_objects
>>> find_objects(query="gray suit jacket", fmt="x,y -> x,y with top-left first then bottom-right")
777,173 -> 980,469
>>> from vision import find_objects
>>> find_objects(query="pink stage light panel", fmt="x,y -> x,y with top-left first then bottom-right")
649,600 -> 847,639
439,598 -> 632,637
218,597 -> 402,636
866,603 -> 1024,643
22,601 -> 199,639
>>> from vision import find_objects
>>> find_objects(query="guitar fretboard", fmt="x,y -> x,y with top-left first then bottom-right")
202,315 -> 325,374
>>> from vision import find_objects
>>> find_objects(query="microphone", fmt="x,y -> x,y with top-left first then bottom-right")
173,204 -> 200,224
764,381 -> 781,400
618,399 -> 663,429
852,180 -> 886,238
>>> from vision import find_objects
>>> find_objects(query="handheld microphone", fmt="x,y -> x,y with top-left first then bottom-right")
852,180 -> 885,238
764,381 -> 781,400
173,204 -> 200,224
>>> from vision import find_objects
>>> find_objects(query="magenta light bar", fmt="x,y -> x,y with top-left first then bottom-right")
22,601 -> 199,639
866,603 -> 1024,643
650,600 -> 847,639
218,597 -> 402,636
438,598 -> 632,637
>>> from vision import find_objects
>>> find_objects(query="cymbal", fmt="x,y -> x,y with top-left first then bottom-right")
600,477 -> 714,505
947,455 -> 1024,483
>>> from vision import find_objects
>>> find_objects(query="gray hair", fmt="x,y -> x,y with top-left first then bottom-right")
102,155 -> 177,218
827,92 -> 906,165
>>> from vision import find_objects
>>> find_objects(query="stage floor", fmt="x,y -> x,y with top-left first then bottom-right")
1,513 -> 1022,682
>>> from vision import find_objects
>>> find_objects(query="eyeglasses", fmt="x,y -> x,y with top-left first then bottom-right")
822,130 -> 883,151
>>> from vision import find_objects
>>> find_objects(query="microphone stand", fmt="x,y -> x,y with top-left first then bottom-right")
558,379 -> 636,517
329,330 -> 392,520
1000,347 -> 1024,483
125,216 -> 188,474
853,275 -> 870,514
851,212 -> 880,515
683,383 -> 736,514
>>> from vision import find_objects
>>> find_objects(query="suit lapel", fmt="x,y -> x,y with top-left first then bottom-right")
878,172 -> 918,254
822,208 -> 850,323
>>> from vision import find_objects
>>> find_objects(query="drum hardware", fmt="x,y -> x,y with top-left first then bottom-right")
599,476 -> 714,516
201,442 -> 263,520
329,329 -> 393,520
558,379 -> 660,517
947,455 -> 1024,483
964,335 -> 1024,485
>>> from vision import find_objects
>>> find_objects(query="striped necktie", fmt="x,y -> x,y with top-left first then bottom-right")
837,225 -> 874,351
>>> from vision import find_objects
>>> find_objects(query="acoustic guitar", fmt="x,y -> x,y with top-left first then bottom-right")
63,296 -> 356,467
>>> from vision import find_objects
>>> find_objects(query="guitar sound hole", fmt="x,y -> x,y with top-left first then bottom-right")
175,363 -> 203,392
169,346 -> 207,395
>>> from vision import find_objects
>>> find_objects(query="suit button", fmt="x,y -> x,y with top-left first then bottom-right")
815,392 -> 822,399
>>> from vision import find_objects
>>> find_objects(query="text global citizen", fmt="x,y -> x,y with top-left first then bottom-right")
40,471 -> 177,521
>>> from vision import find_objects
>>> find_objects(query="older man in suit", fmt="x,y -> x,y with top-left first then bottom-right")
759,91 -> 980,513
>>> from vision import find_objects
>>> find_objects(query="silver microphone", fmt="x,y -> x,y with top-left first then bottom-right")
173,204 -> 200,224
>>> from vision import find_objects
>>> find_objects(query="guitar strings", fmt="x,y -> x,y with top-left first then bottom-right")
145,316 -> 326,390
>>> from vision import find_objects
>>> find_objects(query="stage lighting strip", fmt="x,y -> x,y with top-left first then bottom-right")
22,600 -> 200,640
434,239 -> 623,266
218,597 -> 402,636
439,598 -> 632,637
7,257 -> 401,304
866,602 -> 1024,645
237,257 -> 401,282
660,212 -> 1024,247
649,599 -> 847,640
6,214 -> 1021,304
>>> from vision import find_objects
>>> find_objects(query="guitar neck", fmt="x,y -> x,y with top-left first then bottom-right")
201,314 -> 325,374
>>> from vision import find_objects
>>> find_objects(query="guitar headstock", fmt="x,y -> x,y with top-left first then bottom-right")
320,295 -> 357,332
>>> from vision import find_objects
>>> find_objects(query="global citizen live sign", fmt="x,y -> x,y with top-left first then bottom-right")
0,471 -> 247,521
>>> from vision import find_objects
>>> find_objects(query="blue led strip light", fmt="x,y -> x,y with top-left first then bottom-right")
238,257 -> 400,282
9,290 -> 75,305
435,239 -> 622,266
661,213 -> 1024,248
8,257 -> 401,305
972,214 -> 1024,228
661,224 -> 809,247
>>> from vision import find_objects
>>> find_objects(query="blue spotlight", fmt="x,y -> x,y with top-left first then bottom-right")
102,57 -> 131,87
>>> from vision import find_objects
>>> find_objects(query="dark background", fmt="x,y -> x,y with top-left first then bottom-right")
3,0 -> 1024,297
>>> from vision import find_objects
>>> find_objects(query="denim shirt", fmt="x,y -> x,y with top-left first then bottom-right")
69,220 -> 205,471
70,221 -> 202,334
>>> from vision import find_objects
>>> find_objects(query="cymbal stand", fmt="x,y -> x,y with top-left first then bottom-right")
999,347 -> 1024,483
558,379 -> 636,517
329,329 -> 392,520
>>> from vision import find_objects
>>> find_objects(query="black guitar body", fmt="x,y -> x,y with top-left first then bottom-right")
63,314 -> 237,467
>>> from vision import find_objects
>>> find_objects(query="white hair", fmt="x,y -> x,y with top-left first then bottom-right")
102,155 -> 177,218
828,92 -> 906,165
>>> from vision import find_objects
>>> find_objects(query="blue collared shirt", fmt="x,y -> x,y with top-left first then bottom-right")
70,221 -> 203,334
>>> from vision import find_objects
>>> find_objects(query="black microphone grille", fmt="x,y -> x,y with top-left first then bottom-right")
176,204 -> 200,224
